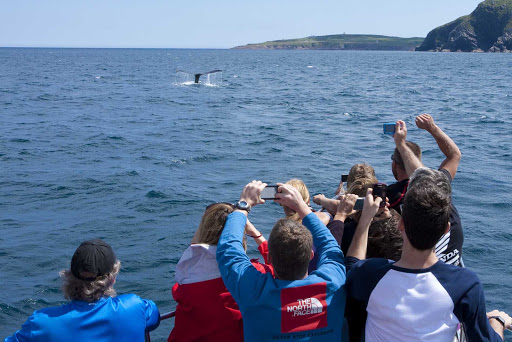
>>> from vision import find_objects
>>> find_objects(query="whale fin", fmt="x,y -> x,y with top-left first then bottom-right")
194,70 -> 223,83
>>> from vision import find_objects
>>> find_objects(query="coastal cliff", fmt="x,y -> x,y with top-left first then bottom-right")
233,34 -> 424,51
416,0 -> 512,52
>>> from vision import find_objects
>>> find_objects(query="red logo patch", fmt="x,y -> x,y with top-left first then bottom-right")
280,283 -> 327,333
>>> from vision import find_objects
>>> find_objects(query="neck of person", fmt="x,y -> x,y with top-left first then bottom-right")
396,169 -> 409,182
394,239 -> 438,270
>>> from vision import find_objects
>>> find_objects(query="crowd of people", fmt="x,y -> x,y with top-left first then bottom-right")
5,114 -> 511,341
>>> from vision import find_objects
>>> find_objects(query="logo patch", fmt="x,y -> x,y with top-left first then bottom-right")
281,283 -> 327,333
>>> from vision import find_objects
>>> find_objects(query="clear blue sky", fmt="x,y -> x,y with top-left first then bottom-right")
0,0 -> 483,48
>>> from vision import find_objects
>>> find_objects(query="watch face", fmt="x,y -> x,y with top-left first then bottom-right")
236,201 -> 250,211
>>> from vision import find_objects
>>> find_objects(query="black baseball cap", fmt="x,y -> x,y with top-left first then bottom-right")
71,239 -> 116,281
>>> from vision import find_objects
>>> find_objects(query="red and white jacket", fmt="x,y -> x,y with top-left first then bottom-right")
168,242 -> 272,342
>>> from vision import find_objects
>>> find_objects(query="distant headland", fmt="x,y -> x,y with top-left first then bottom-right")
416,0 -> 512,52
232,34 -> 424,51
233,0 -> 512,53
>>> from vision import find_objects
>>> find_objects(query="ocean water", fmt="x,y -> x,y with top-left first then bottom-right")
1,48 -> 511,340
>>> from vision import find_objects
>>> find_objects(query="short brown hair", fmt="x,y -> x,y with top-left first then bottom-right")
367,210 -> 402,261
393,141 -> 421,171
402,168 -> 451,250
268,219 -> 313,280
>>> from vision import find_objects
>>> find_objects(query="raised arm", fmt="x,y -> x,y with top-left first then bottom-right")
394,120 -> 423,177
276,184 -> 344,279
346,189 -> 382,262
216,181 -> 269,303
416,114 -> 461,179
245,218 -> 266,247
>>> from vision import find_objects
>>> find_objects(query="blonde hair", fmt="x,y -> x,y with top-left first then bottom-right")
347,176 -> 378,197
196,203 -> 247,250
60,260 -> 121,302
347,163 -> 376,189
347,176 -> 378,222
283,179 -> 310,222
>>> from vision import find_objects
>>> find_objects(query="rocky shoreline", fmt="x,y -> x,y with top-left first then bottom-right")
416,0 -> 512,52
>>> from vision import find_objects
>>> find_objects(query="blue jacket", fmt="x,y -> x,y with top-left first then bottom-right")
217,212 -> 346,341
5,294 -> 160,342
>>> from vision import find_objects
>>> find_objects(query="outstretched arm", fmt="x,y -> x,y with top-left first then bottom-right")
394,120 -> 423,177
416,114 -> 461,179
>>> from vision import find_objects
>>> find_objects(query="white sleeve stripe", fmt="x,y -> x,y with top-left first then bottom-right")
436,233 -> 450,246
435,240 -> 449,252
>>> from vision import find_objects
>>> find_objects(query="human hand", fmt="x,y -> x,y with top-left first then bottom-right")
240,180 -> 267,207
487,309 -> 512,330
360,188 -> 382,222
393,120 -> 407,146
313,194 -> 327,206
334,194 -> 357,222
337,194 -> 358,216
415,113 -> 436,132
275,183 -> 311,218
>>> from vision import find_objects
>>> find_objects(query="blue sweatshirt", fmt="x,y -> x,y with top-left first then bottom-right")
5,294 -> 160,342
217,212 -> 346,341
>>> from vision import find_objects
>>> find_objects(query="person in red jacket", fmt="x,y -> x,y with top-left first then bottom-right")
168,202 -> 272,342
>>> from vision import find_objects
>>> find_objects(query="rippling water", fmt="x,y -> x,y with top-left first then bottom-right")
1,48 -> 511,340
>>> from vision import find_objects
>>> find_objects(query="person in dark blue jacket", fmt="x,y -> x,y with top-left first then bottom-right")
345,166 -> 511,341
5,239 -> 160,342
217,180 -> 348,341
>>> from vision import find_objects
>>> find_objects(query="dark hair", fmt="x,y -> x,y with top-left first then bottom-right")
268,219 -> 313,280
367,210 -> 402,261
393,141 -> 421,171
402,168 -> 451,250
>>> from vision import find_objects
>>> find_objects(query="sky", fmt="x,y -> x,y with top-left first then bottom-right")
0,0 -> 484,48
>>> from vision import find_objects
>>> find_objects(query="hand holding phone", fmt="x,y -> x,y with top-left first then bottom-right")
354,197 -> 365,210
372,183 -> 387,208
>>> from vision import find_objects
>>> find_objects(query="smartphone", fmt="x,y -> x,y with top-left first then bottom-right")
383,123 -> 396,135
341,174 -> 348,182
373,183 -> 387,207
261,185 -> 278,200
354,197 -> 365,210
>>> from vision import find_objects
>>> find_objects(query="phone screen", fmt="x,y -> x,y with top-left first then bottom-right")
354,197 -> 365,210
383,123 -> 396,134
261,185 -> 278,200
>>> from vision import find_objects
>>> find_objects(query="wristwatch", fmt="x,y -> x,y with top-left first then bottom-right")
489,316 -> 506,328
235,200 -> 251,213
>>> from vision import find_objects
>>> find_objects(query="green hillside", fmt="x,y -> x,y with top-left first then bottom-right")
416,0 -> 512,52
233,34 -> 424,51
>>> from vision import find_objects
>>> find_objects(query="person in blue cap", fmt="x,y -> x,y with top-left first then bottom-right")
5,239 -> 160,342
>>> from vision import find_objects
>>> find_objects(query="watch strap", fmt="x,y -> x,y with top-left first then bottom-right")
489,316 -> 505,328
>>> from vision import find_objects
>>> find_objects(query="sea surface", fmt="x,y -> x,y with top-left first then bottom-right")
1,48 -> 511,340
